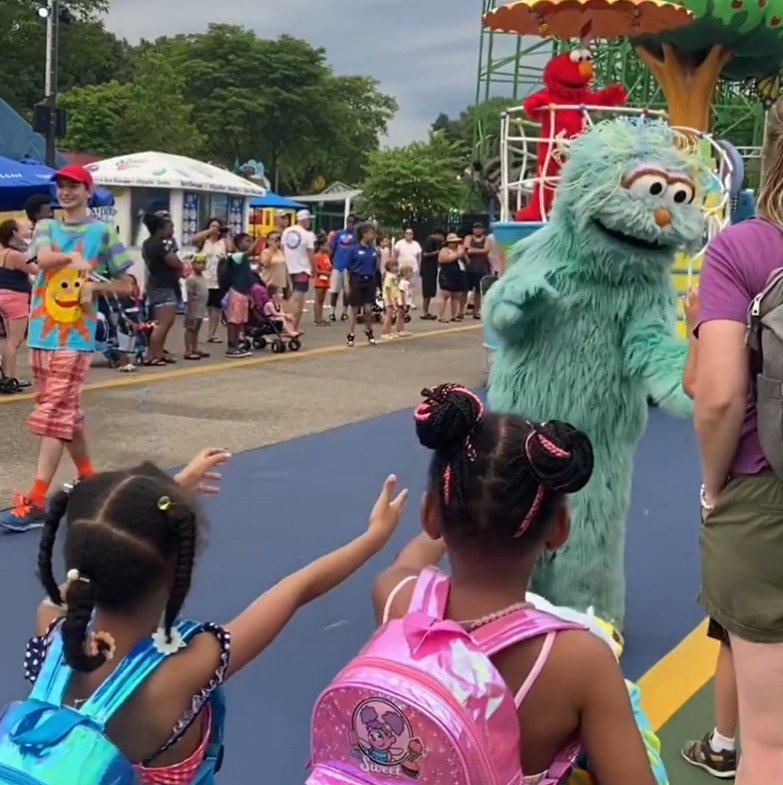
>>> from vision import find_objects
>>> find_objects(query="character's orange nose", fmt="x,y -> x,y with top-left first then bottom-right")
578,61 -> 593,79
654,207 -> 671,227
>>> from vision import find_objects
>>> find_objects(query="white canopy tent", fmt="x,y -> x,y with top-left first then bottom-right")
86,151 -> 266,196
86,152 -> 266,285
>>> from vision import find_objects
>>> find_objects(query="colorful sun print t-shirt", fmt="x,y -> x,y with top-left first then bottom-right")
27,217 -> 131,352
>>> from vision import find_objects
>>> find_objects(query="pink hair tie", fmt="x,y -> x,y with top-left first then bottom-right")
515,484 -> 544,537
442,465 -> 453,504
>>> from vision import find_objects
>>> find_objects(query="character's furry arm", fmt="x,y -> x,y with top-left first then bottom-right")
587,83 -> 627,107
623,311 -> 692,417
483,261 -> 558,341
523,89 -> 552,121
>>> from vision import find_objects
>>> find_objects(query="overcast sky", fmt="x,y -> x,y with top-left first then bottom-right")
103,0 -> 537,146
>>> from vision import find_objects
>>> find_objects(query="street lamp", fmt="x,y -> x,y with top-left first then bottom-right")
35,1 -> 72,166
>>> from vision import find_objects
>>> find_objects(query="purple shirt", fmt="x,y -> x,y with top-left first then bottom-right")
697,218 -> 783,476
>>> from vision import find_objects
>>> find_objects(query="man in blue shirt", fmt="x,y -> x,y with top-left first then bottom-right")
344,222 -> 378,347
328,214 -> 356,322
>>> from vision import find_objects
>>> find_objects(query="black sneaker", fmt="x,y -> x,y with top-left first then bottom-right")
226,348 -> 251,358
329,312 -> 336,322
346,333 -> 355,347
681,733 -> 737,778
340,313 -> 348,321
366,329 -> 376,346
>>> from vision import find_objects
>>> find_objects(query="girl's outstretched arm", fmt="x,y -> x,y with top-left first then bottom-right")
223,475 -> 408,678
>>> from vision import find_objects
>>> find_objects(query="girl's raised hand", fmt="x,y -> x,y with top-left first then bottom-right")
368,475 -> 408,545
682,287 -> 700,334
175,448 -> 231,494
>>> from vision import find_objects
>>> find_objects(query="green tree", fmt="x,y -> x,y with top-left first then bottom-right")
632,0 -> 783,129
58,52 -> 204,157
358,133 -> 465,226
431,97 -> 511,161
281,74 -> 398,192
143,25 -> 397,191
0,0 -> 130,119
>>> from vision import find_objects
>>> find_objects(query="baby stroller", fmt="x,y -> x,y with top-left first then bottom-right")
244,281 -> 302,353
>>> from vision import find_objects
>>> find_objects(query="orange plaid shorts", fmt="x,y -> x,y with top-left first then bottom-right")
28,349 -> 91,441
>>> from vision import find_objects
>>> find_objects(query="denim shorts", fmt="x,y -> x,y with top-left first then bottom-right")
290,273 -> 310,294
147,288 -> 179,309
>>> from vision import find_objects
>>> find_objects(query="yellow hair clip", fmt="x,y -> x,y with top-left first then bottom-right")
157,496 -> 173,511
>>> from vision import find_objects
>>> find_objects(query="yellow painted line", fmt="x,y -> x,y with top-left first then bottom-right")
0,323 -> 481,404
638,618 -> 719,730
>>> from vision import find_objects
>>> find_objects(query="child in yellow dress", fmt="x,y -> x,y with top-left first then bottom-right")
381,259 -> 406,339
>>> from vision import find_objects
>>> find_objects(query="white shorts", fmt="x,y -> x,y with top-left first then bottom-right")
117,332 -> 135,352
328,269 -> 349,295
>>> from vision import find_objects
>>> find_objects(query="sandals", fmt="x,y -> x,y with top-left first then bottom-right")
145,358 -> 167,367
184,353 -> 202,361
207,337 -> 222,344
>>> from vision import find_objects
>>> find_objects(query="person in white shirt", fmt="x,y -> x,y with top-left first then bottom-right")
393,228 -> 422,273
393,228 -> 422,310
282,209 -> 316,331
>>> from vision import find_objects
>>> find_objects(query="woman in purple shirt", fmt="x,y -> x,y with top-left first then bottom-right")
695,102 -> 783,784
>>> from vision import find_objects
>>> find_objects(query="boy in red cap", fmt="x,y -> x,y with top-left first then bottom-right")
0,165 -> 132,531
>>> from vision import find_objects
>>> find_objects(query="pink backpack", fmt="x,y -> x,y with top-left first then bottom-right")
308,567 -> 584,785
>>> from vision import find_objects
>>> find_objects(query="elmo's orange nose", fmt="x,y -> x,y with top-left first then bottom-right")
578,61 -> 593,79
654,207 -> 671,227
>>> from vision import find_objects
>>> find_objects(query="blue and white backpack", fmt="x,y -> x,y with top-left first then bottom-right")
0,619 -> 225,784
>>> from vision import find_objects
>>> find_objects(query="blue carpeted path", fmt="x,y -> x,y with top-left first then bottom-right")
0,406 -> 701,783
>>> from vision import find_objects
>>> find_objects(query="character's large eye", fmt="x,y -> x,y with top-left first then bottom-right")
578,49 -> 593,62
665,181 -> 695,205
569,50 -> 581,62
627,174 -> 668,199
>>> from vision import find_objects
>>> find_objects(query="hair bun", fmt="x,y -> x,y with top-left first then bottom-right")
414,384 -> 484,451
526,420 -> 593,494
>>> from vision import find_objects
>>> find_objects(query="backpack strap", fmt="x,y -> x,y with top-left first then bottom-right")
12,621 -> 205,748
79,619 -> 204,729
192,688 -> 226,783
28,624 -> 71,705
472,607 -> 585,658
407,567 -> 449,619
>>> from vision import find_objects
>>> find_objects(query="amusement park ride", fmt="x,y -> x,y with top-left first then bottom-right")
472,0 -> 783,336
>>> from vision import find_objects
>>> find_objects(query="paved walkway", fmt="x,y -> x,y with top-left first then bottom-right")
0,320 -> 717,783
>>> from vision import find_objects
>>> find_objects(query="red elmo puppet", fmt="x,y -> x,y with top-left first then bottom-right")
515,50 -> 626,222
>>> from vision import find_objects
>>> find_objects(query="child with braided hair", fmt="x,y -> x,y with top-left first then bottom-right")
22,449 -> 408,784
371,384 -> 660,785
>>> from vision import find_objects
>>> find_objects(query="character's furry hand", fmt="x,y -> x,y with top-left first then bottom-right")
594,83 -> 627,107
484,271 -> 558,338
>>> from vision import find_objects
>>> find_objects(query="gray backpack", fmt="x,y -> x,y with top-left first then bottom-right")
748,264 -> 783,480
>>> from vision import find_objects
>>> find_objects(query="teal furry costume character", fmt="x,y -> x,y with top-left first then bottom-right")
485,118 -> 702,627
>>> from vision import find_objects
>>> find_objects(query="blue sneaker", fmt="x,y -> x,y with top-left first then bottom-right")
0,494 -> 46,532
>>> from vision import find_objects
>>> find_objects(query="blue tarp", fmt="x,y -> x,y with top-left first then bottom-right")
0,99 -> 67,167
0,155 -> 114,211
249,192 -> 306,209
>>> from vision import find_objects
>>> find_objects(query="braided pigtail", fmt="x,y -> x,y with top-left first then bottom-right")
61,573 -> 107,672
37,489 -> 71,606
414,384 -> 484,525
162,503 -> 198,640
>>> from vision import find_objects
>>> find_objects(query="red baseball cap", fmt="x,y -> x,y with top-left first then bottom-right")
52,164 -> 93,188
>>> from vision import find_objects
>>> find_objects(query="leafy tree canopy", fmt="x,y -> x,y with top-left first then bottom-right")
1,16 -> 397,194
133,25 -> 397,192
358,133 -> 465,226
57,51 -> 204,158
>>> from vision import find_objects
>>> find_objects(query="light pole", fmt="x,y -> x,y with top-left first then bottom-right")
39,0 -> 60,167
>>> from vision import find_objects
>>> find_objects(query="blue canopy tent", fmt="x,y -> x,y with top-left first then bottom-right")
0,156 -> 114,211
248,192 -> 306,209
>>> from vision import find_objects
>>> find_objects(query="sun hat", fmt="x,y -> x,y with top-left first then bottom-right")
445,232 -> 462,243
